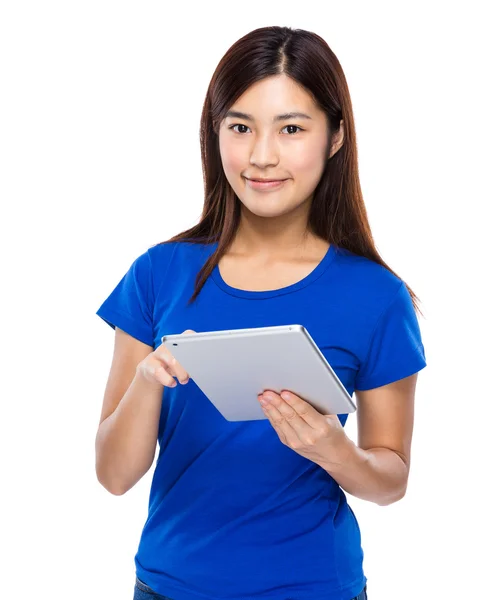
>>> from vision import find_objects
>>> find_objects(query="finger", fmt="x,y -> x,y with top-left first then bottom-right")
148,357 -> 178,388
259,395 -> 303,448
157,341 -> 190,384
279,390 -> 327,428
262,402 -> 296,447
261,392 -> 312,437
170,330 -> 196,383
161,351 -> 190,384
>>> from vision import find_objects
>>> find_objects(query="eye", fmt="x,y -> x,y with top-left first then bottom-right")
282,125 -> 303,135
228,124 -> 250,134
228,124 -> 303,135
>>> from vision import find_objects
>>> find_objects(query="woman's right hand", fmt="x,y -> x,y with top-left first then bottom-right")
137,329 -> 195,388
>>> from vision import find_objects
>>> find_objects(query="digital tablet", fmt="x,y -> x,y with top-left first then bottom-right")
161,324 -> 356,422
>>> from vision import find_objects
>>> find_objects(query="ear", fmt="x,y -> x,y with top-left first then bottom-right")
328,119 -> 344,159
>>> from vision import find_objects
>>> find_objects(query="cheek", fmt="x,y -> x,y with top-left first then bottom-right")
219,138 -> 245,176
224,153 -> 245,177
290,146 -> 325,177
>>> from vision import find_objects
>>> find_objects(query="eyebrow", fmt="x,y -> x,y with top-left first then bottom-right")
224,110 -> 313,123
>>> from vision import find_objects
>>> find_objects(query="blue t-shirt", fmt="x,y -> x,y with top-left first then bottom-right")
96,240 -> 427,600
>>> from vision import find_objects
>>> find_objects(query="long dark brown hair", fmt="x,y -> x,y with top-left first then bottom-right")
153,26 -> 423,316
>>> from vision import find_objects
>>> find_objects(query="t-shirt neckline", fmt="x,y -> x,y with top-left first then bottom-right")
210,242 -> 337,299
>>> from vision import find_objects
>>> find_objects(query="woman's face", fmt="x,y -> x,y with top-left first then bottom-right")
218,74 -> 342,221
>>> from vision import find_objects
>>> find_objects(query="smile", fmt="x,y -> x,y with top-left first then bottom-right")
245,178 -> 288,191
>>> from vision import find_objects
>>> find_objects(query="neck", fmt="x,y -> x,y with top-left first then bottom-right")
231,202 -> 322,258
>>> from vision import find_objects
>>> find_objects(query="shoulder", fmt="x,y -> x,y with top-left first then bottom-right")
145,239 -> 216,286
333,246 -> 407,317
146,240 -> 180,268
147,239 -> 215,265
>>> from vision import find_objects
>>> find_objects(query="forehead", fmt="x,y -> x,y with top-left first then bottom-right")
225,110 -> 313,123
225,75 -> 317,121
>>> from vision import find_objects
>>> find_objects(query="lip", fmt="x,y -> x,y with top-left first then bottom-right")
245,178 -> 289,191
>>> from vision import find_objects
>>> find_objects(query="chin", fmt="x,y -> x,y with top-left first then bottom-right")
241,202 -> 294,219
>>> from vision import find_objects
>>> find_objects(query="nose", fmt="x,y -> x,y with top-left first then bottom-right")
249,135 -> 279,169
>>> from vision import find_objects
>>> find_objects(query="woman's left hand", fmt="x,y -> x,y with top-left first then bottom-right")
258,389 -> 352,467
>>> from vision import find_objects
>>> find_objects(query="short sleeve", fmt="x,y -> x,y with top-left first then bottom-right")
95,250 -> 155,347
355,282 -> 427,391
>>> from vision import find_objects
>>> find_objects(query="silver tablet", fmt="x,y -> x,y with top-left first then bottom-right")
161,324 -> 356,421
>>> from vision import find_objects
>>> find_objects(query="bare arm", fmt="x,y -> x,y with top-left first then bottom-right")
95,367 -> 164,495
95,326 -> 191,495
319,373 -> 417,506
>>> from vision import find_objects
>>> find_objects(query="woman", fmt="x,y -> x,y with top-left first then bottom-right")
95,26 -> 427,600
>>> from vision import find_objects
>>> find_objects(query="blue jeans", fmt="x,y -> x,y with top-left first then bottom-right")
134,576 -> 368,599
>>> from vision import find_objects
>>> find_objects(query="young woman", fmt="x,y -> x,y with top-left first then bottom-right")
96,26 -> 427,600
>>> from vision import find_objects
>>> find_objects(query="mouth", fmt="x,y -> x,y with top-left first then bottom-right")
244,177 -> 289,191
247,178 -> 287,182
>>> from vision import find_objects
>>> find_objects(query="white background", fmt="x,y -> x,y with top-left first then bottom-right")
1,1 -> 496,599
